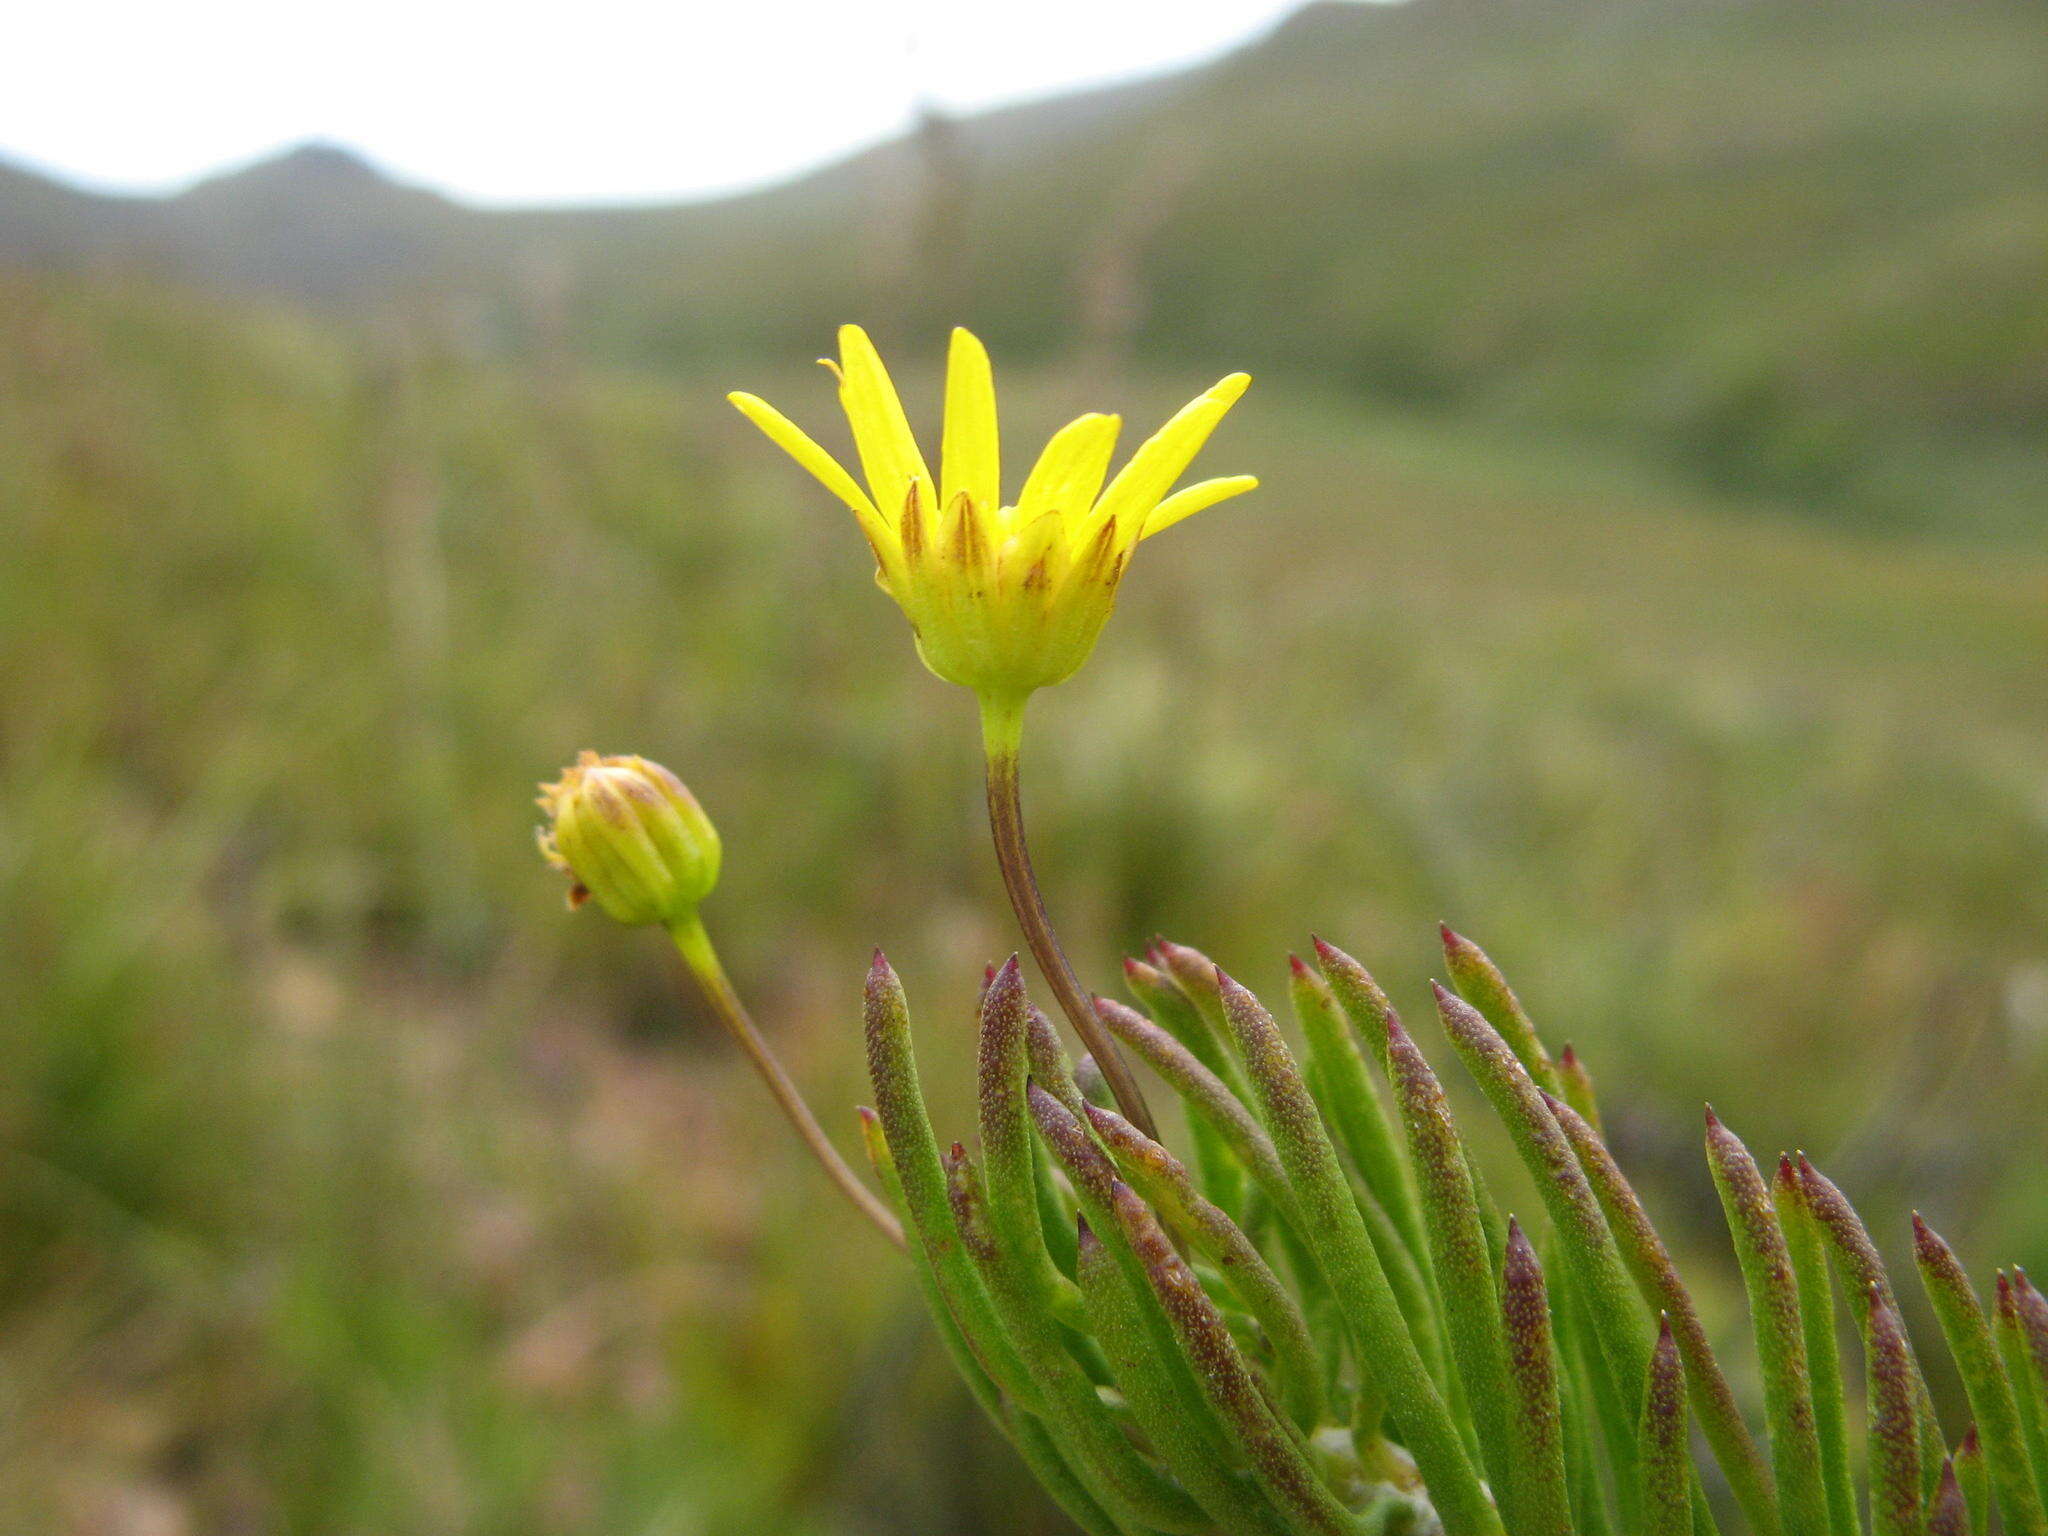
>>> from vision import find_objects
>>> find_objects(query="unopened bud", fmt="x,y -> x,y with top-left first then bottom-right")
537,752 -> 720,925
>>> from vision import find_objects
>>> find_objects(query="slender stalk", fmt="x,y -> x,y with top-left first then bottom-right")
667,911 -> 904,1249
979,692 -> 1158,1139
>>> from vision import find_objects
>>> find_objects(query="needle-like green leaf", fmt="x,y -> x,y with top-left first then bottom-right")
1500,1218 -> 1574,1536
1642,1316 -> 1694,1536
980,957 -> 1089,1327
1953,1427 -> 1989,1536
1557,1043 -> 1603,1133
1439,925 -> 1563,1097
1081,1098 -> 1324,1429
1095,994 -> 1303,1231
1309,937 -> 1398,1079
1108,1180 -> 1366,1536
2013,1272 -> 2048,1388
1075,1213 -> 1293,1536
1385,1010 -> 1515,1501
864,952 -> 1038,1406
1029,1085 -> 1242,1454
1995,1272 -> 2048,1497
1704,1110 -> 1830,1536
1553,1268 -> 1617,1536
1914,1216 -> 2047,1536
1796,1154 -> 1948,1492
1130,948 -> 1249,1096
1867,1283 -> 1924,1536
1435,984 -> 1649,1511
1290,955 -> 1425,1266
1152,941 -> 1257,1092
1546,1091 -> 1779,1536
948,1139 -> 1212,1535
1220,970 -> 1504,1536
1776,1155 -> 1858,1536
1927,1458 -> 1970,1536
1126,954 -> 1249,1213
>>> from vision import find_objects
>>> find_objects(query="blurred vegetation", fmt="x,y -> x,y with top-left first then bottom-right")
3,262 -> 2045,1532
2,1 -> 2047,1529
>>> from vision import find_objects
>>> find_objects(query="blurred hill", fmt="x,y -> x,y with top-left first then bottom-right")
5,0 -> 2046,537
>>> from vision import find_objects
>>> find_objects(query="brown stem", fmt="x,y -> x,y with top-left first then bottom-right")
668,912 -> 905,1249
980,695 -> 1159,1140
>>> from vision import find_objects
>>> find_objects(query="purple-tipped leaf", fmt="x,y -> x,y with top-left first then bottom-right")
1094,994 -> 1304,1230
1557,1043 -> 1603,1133
1954,1427 -> 1989,1536
1309,936 -> 1398,1079
1438,925 -> 1562,1096
1071,1211 -> 1292,1536
863,955 -> 1037,1405
1080,1098 -> 1324,1429
1434,983 -> 1654,1473
1108,1179 -> 1361,1536
1641,1316 -> 1693,1536
1868,1283 -> 1924,1536
1996,1271 -> 2048,1492
1219,971 -> 1503,1536
1797,1155 -> 1947,1486
951,1140 -> 1211,1535
1545,1089 -> 1780,1536
1703,1109 -> 1830,1536
1776,1154 -> 1858,1536
977,958 -> 1085,1326
1914,1216 -> 2047,1536
1927,1458 -> 1970,1536
1499,1219 -> 1573,1536
1386,1010 -> 1517,1504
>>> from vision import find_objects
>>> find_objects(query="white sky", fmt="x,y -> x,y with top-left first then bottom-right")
6,0 -> 1310,206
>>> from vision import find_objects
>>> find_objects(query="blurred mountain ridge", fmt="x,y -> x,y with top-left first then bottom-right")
4,0 -> 2046,536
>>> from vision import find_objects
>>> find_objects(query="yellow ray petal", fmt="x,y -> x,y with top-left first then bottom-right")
727,391 -> 882,524
940,328 -> 1000,516
1140,474 -> 1259,539
835,324 -> 932,521
1087,373 -> 1251,545
1013,412 -> 1121,528
728,391 -> 902,583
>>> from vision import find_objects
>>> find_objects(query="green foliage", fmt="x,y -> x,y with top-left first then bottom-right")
870,928 -> 2048,1534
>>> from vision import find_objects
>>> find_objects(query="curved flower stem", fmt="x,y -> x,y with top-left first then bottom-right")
979,692 -> 1159,1141
667,911 -> 905,1249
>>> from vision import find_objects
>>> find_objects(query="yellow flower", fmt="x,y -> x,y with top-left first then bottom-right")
537,752 -> 721,925
728,326 -> 1255,710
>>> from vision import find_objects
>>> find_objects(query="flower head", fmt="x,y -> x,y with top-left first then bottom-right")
537,752 -> 721,925
729,326 -> 1255,705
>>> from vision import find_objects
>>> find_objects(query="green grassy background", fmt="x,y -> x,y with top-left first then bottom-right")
4,0 -> 2048,1529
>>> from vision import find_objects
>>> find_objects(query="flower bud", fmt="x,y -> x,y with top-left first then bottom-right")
537,752 -> 720,925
